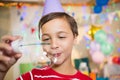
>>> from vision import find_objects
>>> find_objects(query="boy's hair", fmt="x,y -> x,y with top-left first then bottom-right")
38,12 -> 78,38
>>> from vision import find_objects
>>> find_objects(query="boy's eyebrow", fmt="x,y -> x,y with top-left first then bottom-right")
42,34 -> 49,37
42,31 -> 69,37
57,31 -> 69,34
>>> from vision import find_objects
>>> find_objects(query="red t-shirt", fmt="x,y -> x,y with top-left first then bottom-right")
17,67 -> 92,80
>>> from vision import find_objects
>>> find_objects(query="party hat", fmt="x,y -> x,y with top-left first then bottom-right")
42,0 -> 65,16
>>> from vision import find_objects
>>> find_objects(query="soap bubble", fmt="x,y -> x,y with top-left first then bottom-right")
11,38 -> 58,69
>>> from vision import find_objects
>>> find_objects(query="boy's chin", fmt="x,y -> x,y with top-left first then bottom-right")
53,60 -> 63,65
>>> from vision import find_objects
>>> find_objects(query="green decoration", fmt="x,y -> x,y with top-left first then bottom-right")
20,63 -> 34,74
101,42 -> 114,55
94,30 -> 107,44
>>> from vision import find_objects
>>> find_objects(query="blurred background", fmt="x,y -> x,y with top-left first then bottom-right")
0,0 -> 120,80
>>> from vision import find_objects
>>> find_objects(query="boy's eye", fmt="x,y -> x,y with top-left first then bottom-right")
42,38 -> 50,41
59,36 -> 66,38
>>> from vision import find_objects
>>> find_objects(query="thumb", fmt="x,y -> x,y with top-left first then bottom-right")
14,53 -> 22,60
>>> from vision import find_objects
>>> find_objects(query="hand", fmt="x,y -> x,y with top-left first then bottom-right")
0,35 -> 22,79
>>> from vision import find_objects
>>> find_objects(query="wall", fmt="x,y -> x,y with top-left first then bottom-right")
0,3 -> 120,80
0,7 -> 11,37
0,7 -> 13,80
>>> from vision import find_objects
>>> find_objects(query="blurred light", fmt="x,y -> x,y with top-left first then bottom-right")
67,6 -> 72,11
116,38 -> 120,43
118,48 -> 120,52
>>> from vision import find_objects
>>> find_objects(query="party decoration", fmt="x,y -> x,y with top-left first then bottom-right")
94,30 -> 107,44
116,29 -> 120,33
83,14 -> 90,21
88,25 -> 102,40
113,0 -> 120,3
93,0 -> 109,14
107,34 -> 115,43
20,12 -> 27,21
17,10 -> 21,16
31,28 -> 36,34
89,41 -> 101,53
16,3 -> 22,9
42,0 -> 64,16
91,14 -> 97,24
91,51 -> 105,64
116,38 -> 120,43
112,56 -> 120,65
20,63 -> 34,74
93,5 -> 102,14
72,12 -> 75,17
117,11 -> 120,18
119,57 -> 120,64
101,42 -> 114,56
99,14 -> 108,24
108,12 -> 116,24
96,0 -> 109,6
20,16 -> 24,21
118,48 -> 120,52
112,56 -> 118,64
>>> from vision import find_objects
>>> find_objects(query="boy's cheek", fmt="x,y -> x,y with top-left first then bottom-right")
43,46 -> 50,52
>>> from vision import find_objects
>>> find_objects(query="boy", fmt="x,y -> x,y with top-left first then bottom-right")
0,12 -> 91,80
0,0 -> 91,80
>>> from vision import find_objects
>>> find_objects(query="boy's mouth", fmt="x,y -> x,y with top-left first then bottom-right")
53,53 -> 61,57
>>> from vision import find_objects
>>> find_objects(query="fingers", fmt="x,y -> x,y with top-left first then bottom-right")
0,35 -> 22,56
0,55 -> 17,72
0,48 -> 22,72
1,35 -> 22,43
0,42 -> 22,61
0,63 -> 8,72
14,53 -> 22,59
0,35 -> 23,73
0,35 -> 23,57
0,43 -> 12,51
0,52 -> 10,62
0,51 -> 10,72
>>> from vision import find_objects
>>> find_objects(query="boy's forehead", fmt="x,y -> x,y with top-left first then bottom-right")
42,18 -> 69,28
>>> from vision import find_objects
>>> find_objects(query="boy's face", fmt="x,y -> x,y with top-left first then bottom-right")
41,18 -> 77,65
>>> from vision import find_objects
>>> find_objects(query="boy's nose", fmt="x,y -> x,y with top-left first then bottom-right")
50,39 -> 59,49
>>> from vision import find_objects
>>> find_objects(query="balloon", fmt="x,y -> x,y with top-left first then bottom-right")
91,51 -> 105,64
107,34 -> 115,43
89,50 -> 95,55
93,5 -> 102,14
112,56 -> 119,64
94,30 -> 107,44
90,41 -> 100,52
101,42 -> 114,55
96,0 -> 109,6
118,57 -> 120,64
87,25 -> 102,40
